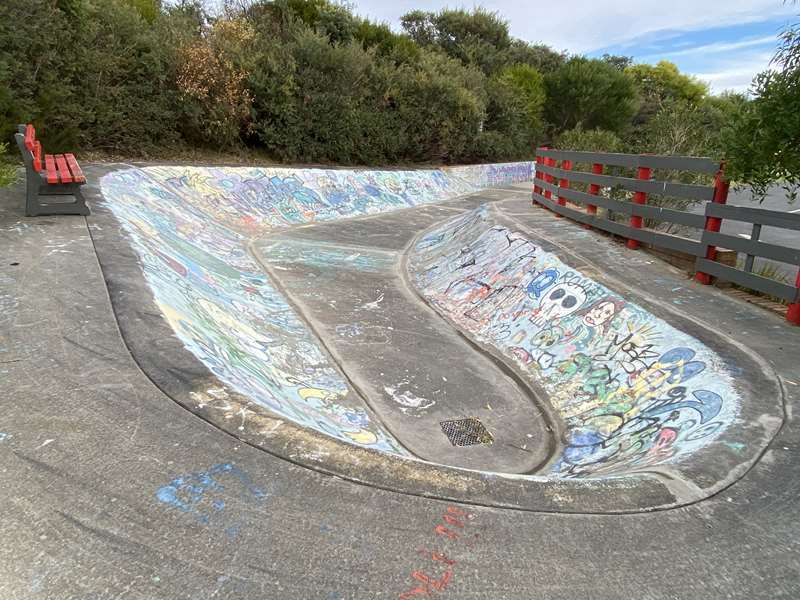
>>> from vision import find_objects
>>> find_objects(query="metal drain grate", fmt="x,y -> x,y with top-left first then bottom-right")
440,417 -> 493,447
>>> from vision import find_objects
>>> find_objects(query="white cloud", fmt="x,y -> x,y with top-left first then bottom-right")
353,0 -> 794,54
640,35 -> 777,60
694,51 -> 776,93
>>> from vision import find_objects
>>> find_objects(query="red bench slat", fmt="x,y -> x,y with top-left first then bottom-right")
44,155 -> 58,184
54,154 -> 73,184
24,125 -> 36,151
33,141 -> 43,172
64,153 -> 86,183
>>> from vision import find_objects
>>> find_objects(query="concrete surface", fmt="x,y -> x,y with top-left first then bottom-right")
0,166 -> 799,599
256,210 -> 559,474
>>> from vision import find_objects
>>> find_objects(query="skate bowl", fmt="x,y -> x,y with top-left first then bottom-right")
95,162 -> 783,513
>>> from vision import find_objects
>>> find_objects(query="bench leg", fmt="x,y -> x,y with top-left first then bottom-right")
73,187 -> 90,216
25,171 -> 43,217
25,184 -> 41,217
29,184 -> 90,216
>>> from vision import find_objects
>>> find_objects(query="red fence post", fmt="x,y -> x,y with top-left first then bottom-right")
787,268 -> 800,325
556,159 -> 572,218
695,164 -> 730,285
533,147 -> 546,206
543,157 -> 555,201
584,162 -> 602,229
558,160 -> 572,208
587,163 -> 602,215
626,166 -> 651,250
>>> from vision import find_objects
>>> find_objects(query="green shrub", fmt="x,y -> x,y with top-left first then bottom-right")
544,57 -> 639,135
0,0 -> 763,168
379,50 -> 485,163
283,30 -> 378,163
176,18 -> 255,149
554,125 -> 622,153
496,64 -> 545,143
0,0 -> 179,155
125,0 -> 161,23
0,142 -> 19,187
75,0 -> 180,153
723,69 -> 800,203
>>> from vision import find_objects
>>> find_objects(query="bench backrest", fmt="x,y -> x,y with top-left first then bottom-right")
15,123 -> 42,172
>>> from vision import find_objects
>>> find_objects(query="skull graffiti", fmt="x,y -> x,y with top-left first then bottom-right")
531,282 -> 587,326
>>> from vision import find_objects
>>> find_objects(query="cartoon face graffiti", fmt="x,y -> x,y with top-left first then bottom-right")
577,298 -> 626,333
532,282 -> 587,325
583,301 -> 616,328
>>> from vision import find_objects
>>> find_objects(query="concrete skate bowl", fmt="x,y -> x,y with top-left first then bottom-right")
95,163 -> 782,514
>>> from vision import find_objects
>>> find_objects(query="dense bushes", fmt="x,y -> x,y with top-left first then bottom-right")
544,57 -> 638,134
1,0 -> 536,163
0,0 -> 795,191
0,0 -> 179,154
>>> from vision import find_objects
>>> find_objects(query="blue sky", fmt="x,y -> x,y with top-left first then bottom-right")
352,0 -> 798,93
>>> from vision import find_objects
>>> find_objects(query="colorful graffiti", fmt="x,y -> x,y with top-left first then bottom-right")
101,163 -> 532,456
409,206 -> 740,477
445,162 -> 534,189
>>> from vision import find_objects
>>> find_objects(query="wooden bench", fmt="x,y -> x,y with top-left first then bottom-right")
14,124 -> 89,217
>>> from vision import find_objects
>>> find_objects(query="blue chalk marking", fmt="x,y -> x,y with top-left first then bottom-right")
225,525 -> 240,539
526,268 -> 559,298
723,441 -> 746,453
155,463 -> 267,536
0,432 -> 9,442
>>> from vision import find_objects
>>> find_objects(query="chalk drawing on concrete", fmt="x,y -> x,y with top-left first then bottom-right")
384,384 -> 436,416
408,205 -> 741,477
156,463 -> 266,538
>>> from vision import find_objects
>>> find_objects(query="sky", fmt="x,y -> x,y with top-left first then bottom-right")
351,0 -> 798,94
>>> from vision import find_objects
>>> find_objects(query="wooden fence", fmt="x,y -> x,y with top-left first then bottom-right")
532,148 -> 800,325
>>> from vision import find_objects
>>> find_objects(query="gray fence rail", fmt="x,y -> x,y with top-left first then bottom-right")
531,186 -> 707,256
532,148 -> 800,325
696,205 -> 800,303
536,148 -> 720,173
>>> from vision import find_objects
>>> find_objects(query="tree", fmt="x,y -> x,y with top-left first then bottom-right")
555,125 -> 622,153
399,10 -> 437,47
175,17 -> 255,148
400,8 -> 512,74
634,100 -> 725,157
722,5 -> 799,203
602,54 -> 632,71
506,42 -> 566,73
544,57 -> 639,134
723,70 -> 799,202
497,64 -> 545,133
354,20 -> 420,65
379,50 -> 486,163
626,60 -> 708,125
126,0 -> 162,23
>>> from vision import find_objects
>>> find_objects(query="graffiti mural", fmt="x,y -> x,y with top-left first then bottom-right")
101,164 -> 532,456
444,162 -> 534,189
409,206 -> 740,477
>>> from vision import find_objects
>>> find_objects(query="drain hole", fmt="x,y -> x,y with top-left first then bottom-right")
440,417 -> 493,447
